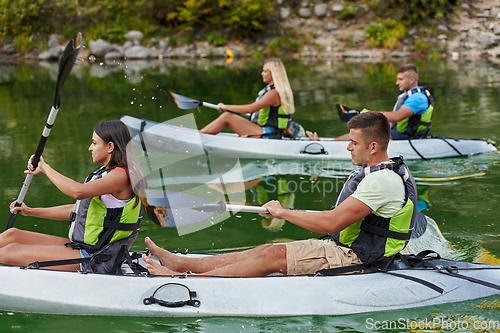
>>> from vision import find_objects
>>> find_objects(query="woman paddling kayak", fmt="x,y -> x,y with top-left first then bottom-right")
200,58 -> 295,139
1,120 -> 144,273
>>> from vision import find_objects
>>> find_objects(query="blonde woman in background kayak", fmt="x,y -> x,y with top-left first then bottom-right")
200,58 -> 295,139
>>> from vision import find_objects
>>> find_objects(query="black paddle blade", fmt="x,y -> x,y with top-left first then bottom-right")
165,91 -> 202,110
53,32 -> 83,109
336,104 -> 360,123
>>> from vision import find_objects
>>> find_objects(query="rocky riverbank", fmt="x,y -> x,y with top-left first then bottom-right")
2,0 -> 500,63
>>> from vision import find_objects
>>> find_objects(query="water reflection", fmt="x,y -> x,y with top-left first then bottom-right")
248,175 -> 294,232
417,185 -> 432,211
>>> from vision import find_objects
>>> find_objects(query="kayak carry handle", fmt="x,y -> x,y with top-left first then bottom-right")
143,296 -> 200,308
144,283 -> 201,308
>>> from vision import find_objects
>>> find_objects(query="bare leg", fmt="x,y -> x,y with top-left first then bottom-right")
145,237 -> 275,273
142,243 -> 287,277
200,112 -> 264,137
0,228 -> 69,248
0,243 -> 81,271
0,228 -> 81,270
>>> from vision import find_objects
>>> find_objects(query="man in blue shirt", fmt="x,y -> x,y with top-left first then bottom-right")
307,64 -> 434,140
362,64 -> 434,140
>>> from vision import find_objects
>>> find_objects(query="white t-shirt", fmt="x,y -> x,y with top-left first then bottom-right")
350,165 -> 405,218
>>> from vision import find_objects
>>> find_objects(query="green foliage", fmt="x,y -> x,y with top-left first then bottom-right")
0,0 -> 461,56
414,38 -> 431,53
0,0 -> 276,50
366,19 -> 406,49
428,48 -> 440,61
364,0 -> 460,25
13,34 -> 32,53
106,27 -> 127,43
88,23 -> 106,42
266,39 -> 281,57
264,27 -> 302,57
0,0 -> 44,38
338,6 -> 359,20
266,36 -> 302,57
0,0 -> 158,42
166,0 -> 275,37
169,35 -> 179,47
206,31 -> 227,46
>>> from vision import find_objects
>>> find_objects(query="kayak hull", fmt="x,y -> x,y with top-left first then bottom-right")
121,116 -> 497,161
0,258 -> 499,317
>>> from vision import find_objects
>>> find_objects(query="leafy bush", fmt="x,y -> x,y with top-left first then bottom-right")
13,34 -> 33,53
106,27 -> 127,43
0,0 -> 276,50
166,0 -> 275,38
364,0 -> 460,25
206,31 -> 227,46
366,19 -> 406,49
0,0 -> 43,38
0,0 -> 164,42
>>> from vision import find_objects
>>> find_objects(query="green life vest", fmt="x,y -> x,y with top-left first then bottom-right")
81,196 -> 142,247
68,166 -> 143,273
250,85 -> 291,130
331,157 -> 417,268
392,87 -> 434,139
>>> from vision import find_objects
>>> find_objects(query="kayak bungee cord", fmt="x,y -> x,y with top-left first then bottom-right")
435,136 -> 465,157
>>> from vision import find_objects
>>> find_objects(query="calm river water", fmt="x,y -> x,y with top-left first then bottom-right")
0,57 -> 499,332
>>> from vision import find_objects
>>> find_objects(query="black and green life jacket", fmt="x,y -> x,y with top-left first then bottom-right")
392,87 -> 434,139
68,165 -> 143,273
250,85 -> 292,130
330,157 -> 417,268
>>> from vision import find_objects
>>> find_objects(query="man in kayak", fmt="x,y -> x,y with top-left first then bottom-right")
307,64 -> 434,140
142,111 -> 418,277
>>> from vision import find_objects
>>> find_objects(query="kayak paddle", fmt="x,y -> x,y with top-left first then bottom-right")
336,104 -> 360,122
6,32 -> 83,230
139,188 -> 427,239
139,189 -> 317,228
165,91 -> 220,111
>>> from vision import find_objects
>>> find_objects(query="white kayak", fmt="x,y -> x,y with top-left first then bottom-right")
121,116 -> 497,161
1,253 -> 499,317
1,216 -> 500,317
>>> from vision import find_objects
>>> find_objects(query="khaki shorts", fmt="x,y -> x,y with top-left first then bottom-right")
280,238 -> 363,276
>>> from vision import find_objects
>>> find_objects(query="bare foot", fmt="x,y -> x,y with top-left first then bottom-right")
144,237 -> 176,269
142,253 -> 179,276
306,130 -> 319,141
